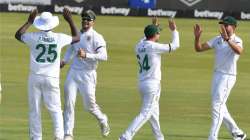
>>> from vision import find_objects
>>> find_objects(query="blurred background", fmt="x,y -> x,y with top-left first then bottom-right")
0,0 -> 250,19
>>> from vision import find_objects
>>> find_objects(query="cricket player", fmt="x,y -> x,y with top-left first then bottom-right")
193,16 -> 247,140
15,8 -> 80,140
60,10 -> 109,140
119,17 -> 180,140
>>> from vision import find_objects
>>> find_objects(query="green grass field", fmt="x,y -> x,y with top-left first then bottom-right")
0,12 -> 249,140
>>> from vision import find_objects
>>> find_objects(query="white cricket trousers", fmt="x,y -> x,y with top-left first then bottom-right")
28,74 -> 64,140
122,80 -> 164,140
208,72 -> 243,140
63,68 -> 106,135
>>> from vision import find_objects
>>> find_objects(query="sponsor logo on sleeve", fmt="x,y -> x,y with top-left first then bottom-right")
194,9 -> 223,19
179,0 -> 202,7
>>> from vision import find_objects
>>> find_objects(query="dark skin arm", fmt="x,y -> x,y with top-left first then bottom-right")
220,25 -> 243,55
63,8 -> 80,44
15,9 -> 38,42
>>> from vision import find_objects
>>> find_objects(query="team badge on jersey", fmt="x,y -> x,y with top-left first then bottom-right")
87,36 -> 91,42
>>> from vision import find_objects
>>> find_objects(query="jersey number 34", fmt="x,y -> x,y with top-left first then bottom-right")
137,54 -> 150,73
35,44 -> 58,63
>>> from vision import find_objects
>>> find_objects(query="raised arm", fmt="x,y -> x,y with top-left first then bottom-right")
15,9 -> 38,42
63,8 -> 80,44
220,25 -> 243,55
193,24 -> 211,52
150,18 -> 180,53
168,19 -> 180,52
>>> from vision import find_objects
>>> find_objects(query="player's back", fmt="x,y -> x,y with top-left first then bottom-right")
22,31 -> 72,78
135,39 -> 162,82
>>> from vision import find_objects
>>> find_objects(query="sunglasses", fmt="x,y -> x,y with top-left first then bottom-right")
82,17 -> 93,21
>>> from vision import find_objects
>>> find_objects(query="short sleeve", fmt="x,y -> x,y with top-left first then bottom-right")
21,32 -> 34,46
234,37 -> 243,48
58,33 -> 72,48
94,34 -> 106,51
207,36 -> 218,48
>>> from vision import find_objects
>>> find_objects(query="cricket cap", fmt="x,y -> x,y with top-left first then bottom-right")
144,24 -> 160,38
219,16 -> 237,26
81,10 -> 96,21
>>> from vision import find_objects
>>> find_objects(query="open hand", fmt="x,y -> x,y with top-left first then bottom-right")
63,7 -> 72,23
152,16 -> 159,26
28,9 -> 38,24
168,19 -> 176,31
194,24 -> 202,39
220,25 -> 229,41
78,48 -> 86,59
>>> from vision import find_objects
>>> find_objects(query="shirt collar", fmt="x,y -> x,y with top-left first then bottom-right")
81,27 -> 93,34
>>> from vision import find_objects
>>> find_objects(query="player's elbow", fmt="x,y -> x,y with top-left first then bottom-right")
235,49 -> 243,55
100,55 -> 108,61
194,45 -> 205,52
71,35 -> 80,44
15,31 -> 22,41
195,47 -> 203,52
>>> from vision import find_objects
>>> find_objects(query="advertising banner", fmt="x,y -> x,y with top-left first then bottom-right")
0,0 -> 250,20
0,0 -> 51,5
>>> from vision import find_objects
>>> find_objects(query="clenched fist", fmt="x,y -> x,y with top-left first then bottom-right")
78,48 -> 86,59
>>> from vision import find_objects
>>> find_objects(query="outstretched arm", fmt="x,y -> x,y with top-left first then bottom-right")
15,9 -> 38,42
63,8 -> 80,44
193,24 -> 210,52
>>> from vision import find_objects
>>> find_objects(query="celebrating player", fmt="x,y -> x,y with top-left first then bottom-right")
193,16 -> 247,140
60,10 -> 109,140
119,17 -> 180,140
15,8 -> 80,140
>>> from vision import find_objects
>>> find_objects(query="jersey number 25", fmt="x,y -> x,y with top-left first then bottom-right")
35,44 -> 58,63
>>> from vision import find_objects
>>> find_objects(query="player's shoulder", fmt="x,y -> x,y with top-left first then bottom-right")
149,41 -> 162,49
92,29 -> 104,39
212,35 -> 222,40
21,32 -> 42,42
233,34 -> 242,42
56,32 -> 72,39
208,35 -> 221,45
137,40 -> 155,51
23,31 -> 40,37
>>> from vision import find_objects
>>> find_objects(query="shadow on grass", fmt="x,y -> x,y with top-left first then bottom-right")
167,134 -> 234,140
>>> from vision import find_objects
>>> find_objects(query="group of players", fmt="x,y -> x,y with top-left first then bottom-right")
15,7 -> 246,140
